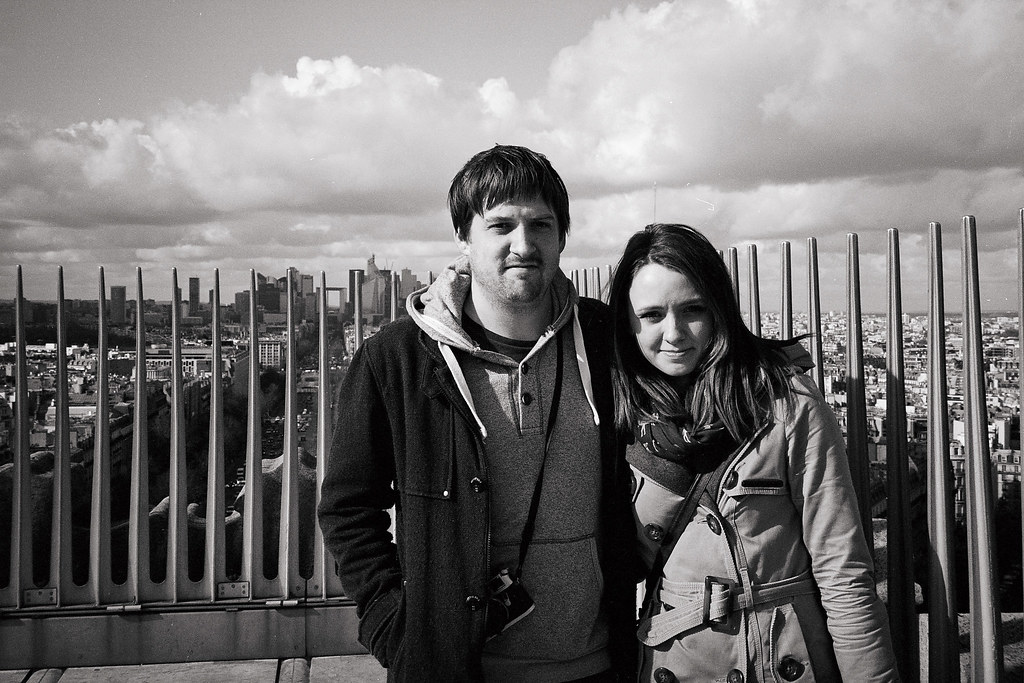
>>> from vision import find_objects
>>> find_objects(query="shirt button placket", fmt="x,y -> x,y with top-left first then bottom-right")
519,356 -> 542,431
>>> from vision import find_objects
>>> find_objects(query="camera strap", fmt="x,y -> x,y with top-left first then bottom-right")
514,335 -> 564,581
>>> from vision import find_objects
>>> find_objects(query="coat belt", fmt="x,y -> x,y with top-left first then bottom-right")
637,572 -> 818,646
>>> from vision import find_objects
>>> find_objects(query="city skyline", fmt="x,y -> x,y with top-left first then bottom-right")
7,257 -> 1024,319
3,1 -> 1024,313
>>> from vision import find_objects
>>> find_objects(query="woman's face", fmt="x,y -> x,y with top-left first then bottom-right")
627,262 -> 714,387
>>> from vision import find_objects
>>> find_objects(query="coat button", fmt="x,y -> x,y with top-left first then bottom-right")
778,656 -> 805,681
653,667 -> 678,683
465,595 -> 482,611
726,669 -> 744,683
470,477 -> 487,493
521,362 -> 529,374
725,470 -> 739,488
521,392 -> 533,405
644,523 -> 665,542
706,514 -> 722,535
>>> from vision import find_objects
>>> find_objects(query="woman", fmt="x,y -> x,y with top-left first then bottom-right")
609,224 -> 898,682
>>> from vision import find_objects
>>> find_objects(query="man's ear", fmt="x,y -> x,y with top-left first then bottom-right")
455,229 -> 471,256
559,233 -> 566,253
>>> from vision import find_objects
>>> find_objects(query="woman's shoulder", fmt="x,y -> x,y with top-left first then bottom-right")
770,370 -> 843,440
770,340 -> 814,372
786,370 -> 819,394
771,371 -> 832,422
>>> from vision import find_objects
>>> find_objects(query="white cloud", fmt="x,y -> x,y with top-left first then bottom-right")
543,0 -> 1024,188
478,78 -> 519,119
3,0 -> 1024,311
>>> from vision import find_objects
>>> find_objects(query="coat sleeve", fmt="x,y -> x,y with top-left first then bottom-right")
316,341 -> 404,667
787,379 -> 900,681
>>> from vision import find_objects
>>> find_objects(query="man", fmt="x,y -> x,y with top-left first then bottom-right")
318,145 -> 636,682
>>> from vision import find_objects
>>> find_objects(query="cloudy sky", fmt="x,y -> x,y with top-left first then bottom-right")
2,0 -> 1023,313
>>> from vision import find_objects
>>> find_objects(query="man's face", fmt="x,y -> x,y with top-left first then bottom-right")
457,196 -> 565,309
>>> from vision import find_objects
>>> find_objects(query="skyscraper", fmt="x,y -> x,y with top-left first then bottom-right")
258,280 -> 280,313
110,285 -> 126,325
188,277 -> 200,317
362,255 -> 387,316
400,268 -> 421,299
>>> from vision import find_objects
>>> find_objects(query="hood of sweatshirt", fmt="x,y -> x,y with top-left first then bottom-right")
406,255 -> 598,439
407,255 -> 578,359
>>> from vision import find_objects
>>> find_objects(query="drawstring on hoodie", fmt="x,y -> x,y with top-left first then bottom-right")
436,305 -> 601,442
408,257 -> 600,440
438,342 -> 489,440
572,306 -> 601,427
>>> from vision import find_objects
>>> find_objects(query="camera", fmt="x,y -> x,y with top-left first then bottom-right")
484,568 -> 536,641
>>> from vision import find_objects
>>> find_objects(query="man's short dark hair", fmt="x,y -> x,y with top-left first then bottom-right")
448,145 -> 570,241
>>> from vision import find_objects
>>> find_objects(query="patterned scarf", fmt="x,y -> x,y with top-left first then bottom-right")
634,414 -> 739,474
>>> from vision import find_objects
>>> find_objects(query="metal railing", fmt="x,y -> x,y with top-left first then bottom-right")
1,267 -> 360,667
2,213 -> 1023,679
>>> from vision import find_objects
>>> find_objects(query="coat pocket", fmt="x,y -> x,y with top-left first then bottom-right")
767,603 -> 815,682
723,476 -> 788,498
359,587 -> 406,669
400,405 -> 455,499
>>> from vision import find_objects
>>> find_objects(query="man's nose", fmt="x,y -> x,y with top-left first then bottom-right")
509,225 -> 537,256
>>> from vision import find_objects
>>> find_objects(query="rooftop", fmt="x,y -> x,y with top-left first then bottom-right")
0,655 -> 385,682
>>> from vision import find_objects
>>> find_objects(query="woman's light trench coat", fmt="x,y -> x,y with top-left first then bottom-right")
631,372 -> 899,682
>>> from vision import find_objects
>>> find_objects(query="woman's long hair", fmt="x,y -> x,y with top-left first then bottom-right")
610,224 -> 805,442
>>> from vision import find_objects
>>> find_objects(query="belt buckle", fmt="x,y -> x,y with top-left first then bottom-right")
702,576 -> 734,626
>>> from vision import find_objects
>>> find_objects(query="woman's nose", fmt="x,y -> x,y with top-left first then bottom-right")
662,317 -> 687,343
